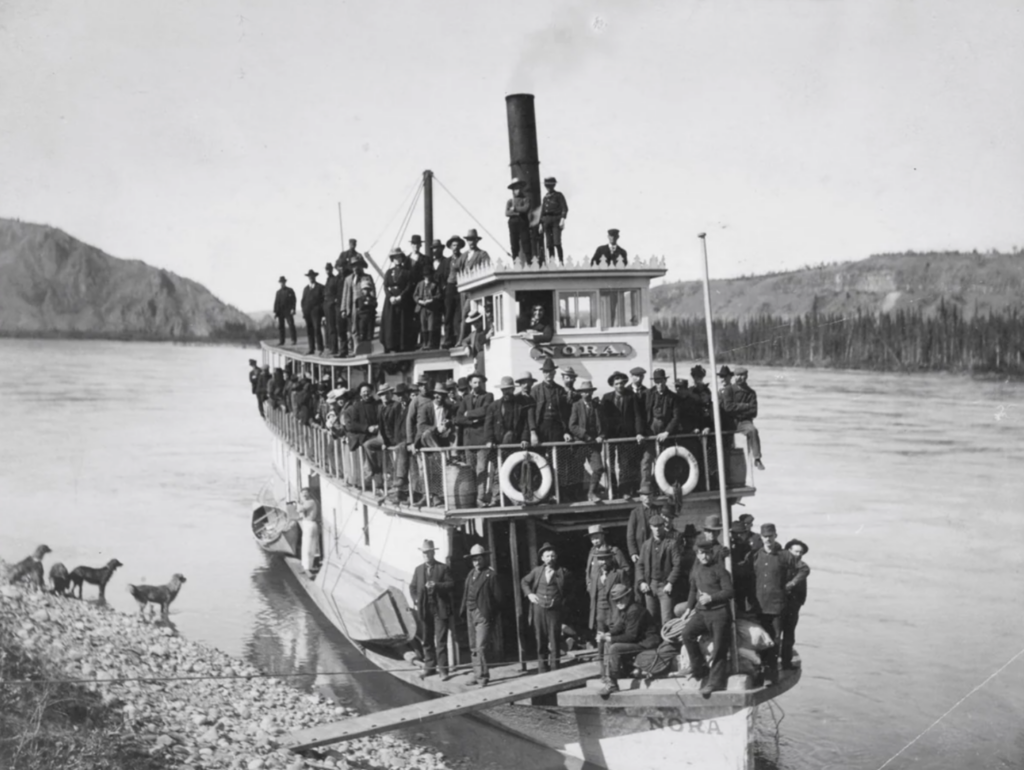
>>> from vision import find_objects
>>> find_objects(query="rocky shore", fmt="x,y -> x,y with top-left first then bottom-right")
0,567 -> 451,770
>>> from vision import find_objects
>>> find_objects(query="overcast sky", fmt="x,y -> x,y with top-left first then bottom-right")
1,0 -> 1022,311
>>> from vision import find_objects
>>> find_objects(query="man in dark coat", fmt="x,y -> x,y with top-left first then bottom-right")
588,547 -> 629,635
505,177 -> 532,261
460,543 -> 502,686
601,371 -> 646,497
335,237 -> 360,275
273,276 -> 297,345
625,482 -> 657,563
485,375 -> 533,504
681,539 -> 735,696
248,358 -> 261,411
539,176 -> 569,264
347,383 -> 383,487
597,584 -> 660,696
781,539 -> 810,670
751,523 -> 809,683
409,539 -> 455,680
323,262 -> 341,355
455,372 -> 494,507
590,228 -> 628,266
637,513 -> 683,626
584,528 -> 629,630
300,270 -> 325,355
688,365 -> 714,428
253,363 -> 270,417
640,368 -> 683,488
723,365 -> 764,470
568,379 -> 606,502
521,543 -> 571,673
380,383 -> 410,501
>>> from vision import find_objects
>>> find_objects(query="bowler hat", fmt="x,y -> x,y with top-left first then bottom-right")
760,523 -> 777,536
576,379 -> 596,392
464,228 -> 481,241
446,235 -> 466,249
608,228 -> 620,237
410,234 -> 423,245
652,368 -> 667,381
278,276 -> 287,283
538,542 -> 556,557
629,367 -> 646,376
467,543 -> 490,558
419,539 -> 437,552
394,382 -> 409,395
586,524 -> 605,537
498,375 -> 515,389
609,584 -> 631,602
468,371 -> 486,382
540,357 -> 557,373
305,269 -> 319,278
690,365 -> 706,378
785,538 -> 809,554
703,514 -> 723,531
457,377 -> 469,389
607,371 -> 627,386
718,365 -> 733,377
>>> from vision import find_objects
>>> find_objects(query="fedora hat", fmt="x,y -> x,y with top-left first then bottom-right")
468,371 -> 486,382
652,368 -> 667,381
498,375 -> 516,389
607,371 -> 627,386
718,365 -> 733,377
446,235 -> 466,249
609,584 -> 631,602
540,357 -> 557,373
730,521 -> 746,534
538,542 -> 556,557
467,543 -> 490,558
515,371 -> 536,384
703,514 -> 723,531
388,247 -> 405,259
575,379 -> 596,392
464,228 -> 481,241
419,539 -> 437,552
278,276 -> 287,283
676,523 -> 699,538
393,382 -> 409,395
304,269 -> 319,278
559,366 -> 577,377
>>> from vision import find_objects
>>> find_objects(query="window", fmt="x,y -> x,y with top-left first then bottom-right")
558,291 -> 596,329
600,289 -> 642,328
490,294 -> 504,333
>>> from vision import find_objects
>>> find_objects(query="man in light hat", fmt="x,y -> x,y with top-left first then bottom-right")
273,276 -> 297,346
460,543 -> 502,686
456,372 -> 494,507
559,366 -> 580,403
442,235 -> 467,348
540,176 -> 569,264
521,543 -> 572,673
568,378 -> 607,502
722,365 -> 764,470
681,539 -> 735,697
601,370 -> 647,497
300,270 -> 325,355
591,228 -> 628,266
637,512 -> 683,626
750,523 -> 808,683
505,177 -> 533,262
597,583 -> 660,697
410,539 -> 454,680
463,229 -> 492,272
585,526 -> 629,630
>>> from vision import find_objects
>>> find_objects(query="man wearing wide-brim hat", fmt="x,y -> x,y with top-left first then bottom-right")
532,357 -> 572,445
625,480 -> 658,562
409,539 -> 455,680
597,582 -> 660,697
520,543 -> 572,673
464,229 -> 492,272
460,543 -> 502,686
300,269 -> 325,356
505,176 -> 533,263
273,275 -> 298,346
442,235 -> 467,349
558,365 -> 579,402
681,538 -> 735,697
584,527 -> 629,633
455,371 -> 494,507
568,378 -> 607,503
722,365 -> 765,471
600,370 -> 646,497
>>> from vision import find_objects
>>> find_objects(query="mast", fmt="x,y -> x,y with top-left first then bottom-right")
699,233 -> 741,674
423,170 -> 434,256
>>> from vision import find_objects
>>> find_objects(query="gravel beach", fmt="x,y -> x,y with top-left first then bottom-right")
0,564 -> 452,770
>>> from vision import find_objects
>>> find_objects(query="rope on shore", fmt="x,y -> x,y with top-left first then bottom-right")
875,642 -> 1024,770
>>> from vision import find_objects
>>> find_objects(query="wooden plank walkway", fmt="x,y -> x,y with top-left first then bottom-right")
282,662 -> 602,751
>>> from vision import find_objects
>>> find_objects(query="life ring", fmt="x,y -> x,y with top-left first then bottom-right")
654,445 -> 700,496
499,451 -> 553,504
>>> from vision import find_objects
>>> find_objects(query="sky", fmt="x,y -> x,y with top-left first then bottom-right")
1,0 -> 1022,312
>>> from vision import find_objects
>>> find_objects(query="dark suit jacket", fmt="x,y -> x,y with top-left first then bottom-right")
485,395 -> 531,444
530,381 -> 571,435
301,283 -> 325,316
346,398 -> 381,450
460,566 -> 502,621
273,286 -> 296,317
569,398 -> 605,441
588,566 -> 629,630
607,601 -> 660,647
600,390 -> 646,437
410,559 -> 455,620
456,391 -> 494,446
520,565 -> 571,613
637,537 -> 683,587
323,273 -> 341,307
590,244 -> 629,266
414,399 -> 454,443
645,388 -> 681,434
379,400 -> 407,446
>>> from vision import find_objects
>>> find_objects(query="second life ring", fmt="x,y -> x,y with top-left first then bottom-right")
654,445 -> 700,496
499,451 -> 554,504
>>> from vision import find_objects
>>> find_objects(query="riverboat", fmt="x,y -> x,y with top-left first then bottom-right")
255,94 -> 800,770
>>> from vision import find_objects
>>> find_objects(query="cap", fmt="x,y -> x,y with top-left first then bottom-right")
629,367 -> 646,376
508,177 -> 525,189
761,523 -> 778,536
648,514 -> 668,528
652,368 -> 667,381
730,521 -> 746,534
738,513 -> 755,524
696,539 -> 717,552
608,228 -> 620,236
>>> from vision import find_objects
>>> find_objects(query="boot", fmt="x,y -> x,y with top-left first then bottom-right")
599,674 -> 619,698
587,487 -> 602,503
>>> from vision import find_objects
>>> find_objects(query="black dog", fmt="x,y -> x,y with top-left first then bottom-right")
7,545 -> 52,589
69,558 -> 123,600
127,573 -> 187,619
50,562 -> 72,596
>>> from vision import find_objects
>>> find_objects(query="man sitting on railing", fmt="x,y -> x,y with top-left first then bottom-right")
456,373 -> 494,508
723,366 -> 765,471
347,383 -> 384,491
568,379 -> 606,503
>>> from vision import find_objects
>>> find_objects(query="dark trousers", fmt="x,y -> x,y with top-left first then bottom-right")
304,310 -> 324,352
277,314 -> 297,345
541,215 -> 563,263
780,606 -> 800,666
682,606 -> 731,689
356,312 -> 374,342
643,581 -> 675,628
256,393 -> 265,418
605,641 -> 646,678
467,608 -> 492,681
758,612 -> 783,671
419,308 -> 440,349
419,607 -> 450,674
508,218 -> 531,261
532,604 -> 562,671
442,284 -> 461,347
464,448 -> 490,503
324,303 -> 339,353
337,313 -> 350,355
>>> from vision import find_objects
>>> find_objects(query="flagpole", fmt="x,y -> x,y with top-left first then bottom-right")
337,202 -> 344,247
698,232 -> 740,675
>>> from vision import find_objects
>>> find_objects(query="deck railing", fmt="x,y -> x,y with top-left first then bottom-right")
263,407 -> 754,515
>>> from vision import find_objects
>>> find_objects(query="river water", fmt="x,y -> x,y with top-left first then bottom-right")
1,338 -> 1022,770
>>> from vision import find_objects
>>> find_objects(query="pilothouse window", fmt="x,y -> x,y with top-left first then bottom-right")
600,289 -> 642,328
558,291 -> 596,329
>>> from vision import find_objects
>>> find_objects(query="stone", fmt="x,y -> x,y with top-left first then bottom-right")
156,734 -> 175,749
200,727 -> 219,743
247,760 -> 265,770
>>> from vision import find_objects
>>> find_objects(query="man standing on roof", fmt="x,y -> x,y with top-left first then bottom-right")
442,235 -> 466,348
381,248 -> 417,354
301,270 -> 325,355
340,254 -> 374,356
336,238 -> 360,275
723,365 -> 765,471
410,539 -> 455,681
407,234 -> 431,286
323,263 -> 341,356
273,276 -> 297,346
591,229 -> 628,266
505,177 -> 532,262
521,543 -> 571,673
568,379 -> 607,503
540,176 -> 568,264
460,544 -> 502,687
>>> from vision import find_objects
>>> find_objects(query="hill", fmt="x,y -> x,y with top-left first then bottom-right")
652,250 -> 1024,323
0,218 -> 256,339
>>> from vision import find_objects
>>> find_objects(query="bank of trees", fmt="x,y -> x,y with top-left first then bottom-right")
657,302 -> 1024,375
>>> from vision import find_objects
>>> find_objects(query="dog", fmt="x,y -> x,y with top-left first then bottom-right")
7,545 -> 52,589
69,558 -> 123,600
127,573 -> 187,619
50,562 -> 72,596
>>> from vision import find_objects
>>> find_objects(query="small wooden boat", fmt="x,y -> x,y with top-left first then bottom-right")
251,504 -> 301,557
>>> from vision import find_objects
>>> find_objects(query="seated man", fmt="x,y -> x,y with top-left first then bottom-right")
681,539 -> 735,697
723,365 -> 764,470
516,303 -> 554,343
598,584 -> 660,697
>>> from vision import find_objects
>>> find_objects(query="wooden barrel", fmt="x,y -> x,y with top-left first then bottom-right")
445,464 -> 476,509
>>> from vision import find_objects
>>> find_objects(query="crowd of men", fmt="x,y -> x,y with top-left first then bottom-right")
248,358 -> 766,504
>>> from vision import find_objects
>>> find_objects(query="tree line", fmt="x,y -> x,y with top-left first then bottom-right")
656,301 -> 1024,375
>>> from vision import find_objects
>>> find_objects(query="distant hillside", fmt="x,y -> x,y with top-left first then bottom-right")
652,250 -> 1024,323
0,218 -> 256,339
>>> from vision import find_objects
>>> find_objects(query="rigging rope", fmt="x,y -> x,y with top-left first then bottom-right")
366,175 -> 422,255
392,183 -> 422,253
432,175 -> 512,257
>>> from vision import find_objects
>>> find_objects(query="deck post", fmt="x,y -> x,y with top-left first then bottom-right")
551,445 -> 561,504
509,521 -> 527,671
485,521 -> 504,654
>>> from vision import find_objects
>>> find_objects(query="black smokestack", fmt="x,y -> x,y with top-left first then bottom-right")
505,94 -> 541,214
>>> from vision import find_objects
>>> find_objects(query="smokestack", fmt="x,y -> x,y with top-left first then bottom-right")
505,94 -> 541,215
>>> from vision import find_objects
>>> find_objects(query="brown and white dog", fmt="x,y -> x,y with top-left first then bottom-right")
127,573 -> 187,619
7,545 -> 52,589
50,562 -> 72,596
69,558 -> 123,600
